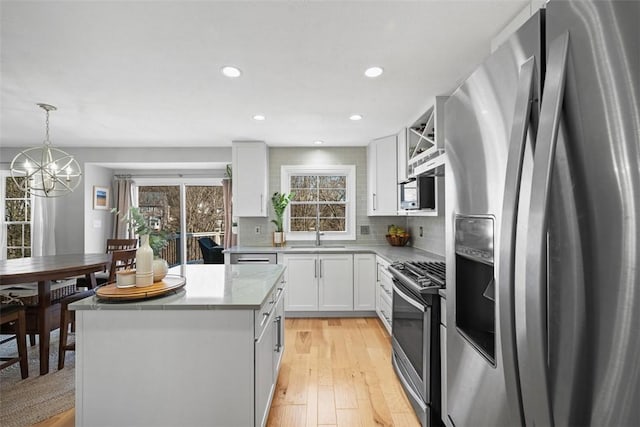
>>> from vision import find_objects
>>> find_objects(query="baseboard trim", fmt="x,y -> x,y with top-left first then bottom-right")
285,311 -> 377,318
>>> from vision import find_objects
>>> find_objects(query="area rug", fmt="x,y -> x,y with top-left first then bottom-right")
0,330 -> 75,427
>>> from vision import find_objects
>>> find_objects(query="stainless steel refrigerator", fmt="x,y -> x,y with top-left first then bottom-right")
445,1 -> 639,426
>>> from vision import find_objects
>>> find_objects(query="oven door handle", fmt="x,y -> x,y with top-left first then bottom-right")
393,283 -> 426,312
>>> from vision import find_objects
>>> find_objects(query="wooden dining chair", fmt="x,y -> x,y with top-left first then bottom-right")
106,238 -> 137,252
77,239 -> 137,288
0,304 -> 29,379
106,248 -> 137,283
58,249 -> 137,369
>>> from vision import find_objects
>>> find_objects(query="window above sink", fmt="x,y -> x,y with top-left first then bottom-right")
281,165 -> 356,241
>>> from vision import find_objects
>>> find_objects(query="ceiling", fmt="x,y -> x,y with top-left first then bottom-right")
0,0 -> 528,148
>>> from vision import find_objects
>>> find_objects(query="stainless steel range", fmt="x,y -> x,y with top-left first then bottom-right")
388,260 -> 445,427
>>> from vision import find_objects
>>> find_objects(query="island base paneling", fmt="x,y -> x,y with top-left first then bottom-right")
75,309 -> 255,427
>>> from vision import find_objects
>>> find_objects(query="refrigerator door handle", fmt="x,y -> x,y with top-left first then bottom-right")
498,56 -> 536,426
498,56 -> 536,427
523,31 -> 570,427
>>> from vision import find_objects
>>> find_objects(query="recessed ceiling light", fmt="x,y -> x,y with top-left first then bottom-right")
364,67 -> 384,78
313,140 -> 324,145
221,66 -> 242,78
253,114 -> 266,121
349,114 -> 363,121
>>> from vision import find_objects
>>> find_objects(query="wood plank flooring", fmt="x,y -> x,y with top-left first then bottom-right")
266,317 -> 419,427
33,317 -> 418,427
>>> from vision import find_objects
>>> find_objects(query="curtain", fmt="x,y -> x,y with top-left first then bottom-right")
222,178 -> 236,248
112,177 -> 134,238
31,196 -> 56,256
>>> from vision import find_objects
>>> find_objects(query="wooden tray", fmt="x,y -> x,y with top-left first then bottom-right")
96,275 -> 186,302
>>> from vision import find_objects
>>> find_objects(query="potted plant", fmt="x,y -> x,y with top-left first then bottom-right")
271,192 -> 294,246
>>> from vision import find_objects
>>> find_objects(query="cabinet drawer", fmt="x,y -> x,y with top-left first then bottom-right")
377,291 -> 392,335
378,280 -> 393,306
379,269 -> 393,296
255,276 -> 285,339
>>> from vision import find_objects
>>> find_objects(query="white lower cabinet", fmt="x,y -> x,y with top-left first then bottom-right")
255,315 -> 275,427
375,256 -> 393,334
255,280 -> 286,427
354,253 -> 376,310
282,254 -> 318,310
318,254 -> 353,310
282,253 -> 368,312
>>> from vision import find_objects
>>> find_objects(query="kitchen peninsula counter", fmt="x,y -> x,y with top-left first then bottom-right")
71,263 -> 285,310
72,264 -> 286,427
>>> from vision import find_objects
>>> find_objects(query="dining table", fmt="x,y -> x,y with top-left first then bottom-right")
0,253 -> 111,375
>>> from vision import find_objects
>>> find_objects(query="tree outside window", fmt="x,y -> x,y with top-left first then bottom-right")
289,175 -> 347,232
281,165 -> 356,240
3,175 -> 31,259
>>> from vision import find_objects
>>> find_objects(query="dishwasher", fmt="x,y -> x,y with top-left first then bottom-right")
229,253 -> 277,264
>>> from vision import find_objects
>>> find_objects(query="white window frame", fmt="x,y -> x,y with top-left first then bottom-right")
281,165 -> 356,241
133,177 -> 223,264
0,170 -> 33,260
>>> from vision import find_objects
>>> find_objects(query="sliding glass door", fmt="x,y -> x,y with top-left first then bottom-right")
135,180 -> 223,266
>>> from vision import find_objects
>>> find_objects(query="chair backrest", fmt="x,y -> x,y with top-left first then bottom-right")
198,238 -> 224,264
106,238 -> 138,252
107,249 -> 137,283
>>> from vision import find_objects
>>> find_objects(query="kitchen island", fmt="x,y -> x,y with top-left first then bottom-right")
71,264 -> 286,427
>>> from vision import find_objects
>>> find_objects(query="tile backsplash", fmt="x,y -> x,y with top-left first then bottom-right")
405,216 -> 445,256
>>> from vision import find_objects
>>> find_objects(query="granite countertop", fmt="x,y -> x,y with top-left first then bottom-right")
70,264 -> 285,311
224,244 -> 444,264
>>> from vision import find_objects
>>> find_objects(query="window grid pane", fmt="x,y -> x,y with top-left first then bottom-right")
289,173 -> 346,232
4,176 -> 31,259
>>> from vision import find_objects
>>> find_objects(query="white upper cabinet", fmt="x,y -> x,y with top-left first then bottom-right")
397,127 -> 408,184
367,134 -> 398,216
232,141 -> 268,217
406,96 -> 448,178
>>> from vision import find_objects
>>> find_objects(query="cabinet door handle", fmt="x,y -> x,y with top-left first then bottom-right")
372,193 -> 377,211
319,259 -> 323,278
274,315 -> 282,352
314,259 -> 318,278
260,311 -> 270,328
260,194 -> 264,213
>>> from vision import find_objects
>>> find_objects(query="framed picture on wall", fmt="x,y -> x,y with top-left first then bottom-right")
93,186 -> 110,210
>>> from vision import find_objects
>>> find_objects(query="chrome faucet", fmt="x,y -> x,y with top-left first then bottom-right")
315,208 -> 323,246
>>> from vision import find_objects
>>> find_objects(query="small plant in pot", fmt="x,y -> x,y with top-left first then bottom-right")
271,192 -> 294,247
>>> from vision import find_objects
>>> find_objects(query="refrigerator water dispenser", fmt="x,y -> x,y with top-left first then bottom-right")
454,215 -> 496,365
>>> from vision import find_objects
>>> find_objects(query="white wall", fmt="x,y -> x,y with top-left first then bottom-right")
84,164 -> 115,254
491,0 -> 548,52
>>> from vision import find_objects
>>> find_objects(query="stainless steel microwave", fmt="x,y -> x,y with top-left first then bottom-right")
400,176 -> 435,210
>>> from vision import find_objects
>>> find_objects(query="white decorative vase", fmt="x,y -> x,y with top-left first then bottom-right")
153,258 -> 169,282
135,234 -> 154,287
273,231 -> 283,246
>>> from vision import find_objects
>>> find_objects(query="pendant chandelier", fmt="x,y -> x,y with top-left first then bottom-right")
10,103 -> 82,197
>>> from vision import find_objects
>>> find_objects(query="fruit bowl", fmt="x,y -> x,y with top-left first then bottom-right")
386,234 -> 410,247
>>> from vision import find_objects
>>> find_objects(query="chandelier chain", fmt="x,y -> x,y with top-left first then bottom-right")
44,109 -> 51,145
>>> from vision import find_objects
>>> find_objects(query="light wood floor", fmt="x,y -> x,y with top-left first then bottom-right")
33,317 -> 418,427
